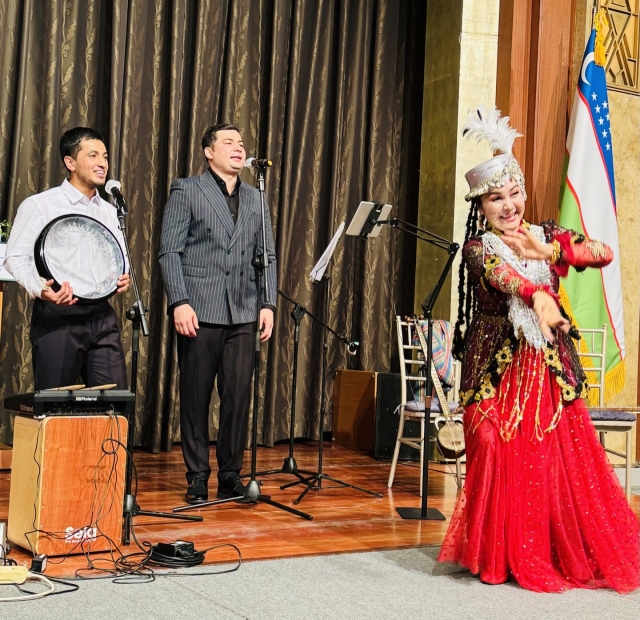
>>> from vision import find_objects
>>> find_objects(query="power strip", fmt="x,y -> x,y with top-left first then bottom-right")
0,567 -> 56,601
0,566 -> 29,585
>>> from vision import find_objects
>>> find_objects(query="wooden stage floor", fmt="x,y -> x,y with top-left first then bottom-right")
1,442 -> 638,578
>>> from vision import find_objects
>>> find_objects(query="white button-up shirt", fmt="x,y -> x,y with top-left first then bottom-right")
4,179 -> 128,299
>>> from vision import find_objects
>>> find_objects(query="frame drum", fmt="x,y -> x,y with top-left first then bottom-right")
34,214 -> 125,304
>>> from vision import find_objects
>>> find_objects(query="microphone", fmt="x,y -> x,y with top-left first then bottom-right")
347,341 -> 359,356
105,180 -> 128,214
244,157 -> 273,168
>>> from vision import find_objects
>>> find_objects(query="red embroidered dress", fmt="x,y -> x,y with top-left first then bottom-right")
438,221 -> 640,593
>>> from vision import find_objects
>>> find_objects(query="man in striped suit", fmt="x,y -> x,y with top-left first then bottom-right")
159,124 -> 277,504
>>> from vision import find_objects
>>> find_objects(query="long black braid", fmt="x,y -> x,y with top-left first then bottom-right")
452,198 -> 481,360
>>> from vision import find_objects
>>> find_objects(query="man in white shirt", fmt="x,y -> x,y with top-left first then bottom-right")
5,127 -> 130,390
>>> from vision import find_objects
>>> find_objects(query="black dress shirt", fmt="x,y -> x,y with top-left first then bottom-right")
209,168 -> 240,224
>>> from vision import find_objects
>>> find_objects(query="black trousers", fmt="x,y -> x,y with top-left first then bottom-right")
177,322 -> 254,484
31,298 -> 128,391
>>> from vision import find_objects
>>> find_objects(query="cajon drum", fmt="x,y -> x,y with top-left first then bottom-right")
8,414 -> 128,556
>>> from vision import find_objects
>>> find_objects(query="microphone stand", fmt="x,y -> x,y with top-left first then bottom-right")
172,163 -> 312,520
113,195 -> 202,546
251,287 -> 361,482
248,289 -> 316,483
280,277 -> 382,505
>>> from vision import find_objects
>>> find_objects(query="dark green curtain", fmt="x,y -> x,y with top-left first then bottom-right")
0,0 -> 425,450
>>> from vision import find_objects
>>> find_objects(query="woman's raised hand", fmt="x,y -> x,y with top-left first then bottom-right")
502,227 -> 553,261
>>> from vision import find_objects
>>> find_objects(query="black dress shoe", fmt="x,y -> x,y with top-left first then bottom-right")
185,473 -> 208,504
217,474 -> 251,503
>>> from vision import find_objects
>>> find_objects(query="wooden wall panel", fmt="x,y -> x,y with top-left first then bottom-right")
496,0 -> 574,224
497,0 -> 533,169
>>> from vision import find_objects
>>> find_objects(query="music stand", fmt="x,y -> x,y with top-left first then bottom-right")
345,201 -> 393,238
248,290 -> 317,483
280,223 -> 382,504
249,223 -> 346,483
346,202 -> 459,520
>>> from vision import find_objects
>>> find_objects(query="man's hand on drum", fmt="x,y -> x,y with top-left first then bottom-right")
117,273 -> 130,294
174,304 -> 199,337
42,280 -> 77,305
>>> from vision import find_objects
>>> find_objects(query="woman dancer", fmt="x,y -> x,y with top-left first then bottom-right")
438,107 -> 639,593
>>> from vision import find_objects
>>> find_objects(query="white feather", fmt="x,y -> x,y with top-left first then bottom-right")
462,106 -> 521,155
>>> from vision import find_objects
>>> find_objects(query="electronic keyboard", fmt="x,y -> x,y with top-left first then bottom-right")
4,389 -> 135,416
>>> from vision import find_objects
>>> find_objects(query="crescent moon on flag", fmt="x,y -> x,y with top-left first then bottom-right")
581,52 -> 595,85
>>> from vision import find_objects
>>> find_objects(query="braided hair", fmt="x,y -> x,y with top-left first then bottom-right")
452,198 -> 481,360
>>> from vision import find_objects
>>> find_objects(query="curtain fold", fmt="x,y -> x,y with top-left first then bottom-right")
0,0 -> 426,451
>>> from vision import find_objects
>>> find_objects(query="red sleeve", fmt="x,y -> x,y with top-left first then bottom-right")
464,238 -> 558,307
546,224 -> 613,277
484,257 -> 558,307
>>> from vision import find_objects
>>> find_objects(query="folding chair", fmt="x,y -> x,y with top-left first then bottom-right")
387,316 -> 463,495
577,324 -> 637,500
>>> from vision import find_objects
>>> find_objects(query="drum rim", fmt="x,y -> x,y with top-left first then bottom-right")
34,213 -> 125,304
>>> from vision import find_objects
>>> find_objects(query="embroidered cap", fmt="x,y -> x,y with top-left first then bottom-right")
463,107 -> 527,201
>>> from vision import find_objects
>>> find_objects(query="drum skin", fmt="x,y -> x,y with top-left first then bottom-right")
435,416 -> 466,460
34,214 -> 125,304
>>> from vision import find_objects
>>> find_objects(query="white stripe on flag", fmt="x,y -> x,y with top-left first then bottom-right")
566,91 -> 625,356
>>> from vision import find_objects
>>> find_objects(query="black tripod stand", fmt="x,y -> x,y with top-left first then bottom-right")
248,289 -> 316,484
111,191 -> 202,546
280,277 -> 382,505
378,216 -> 458,521
172,163 -> 311,520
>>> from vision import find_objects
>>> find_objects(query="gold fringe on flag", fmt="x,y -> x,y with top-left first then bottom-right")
594,8 -> 608,67
604,358 -> 626,401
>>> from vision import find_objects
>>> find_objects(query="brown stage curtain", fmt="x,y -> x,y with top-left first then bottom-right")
0,0 -> 425,451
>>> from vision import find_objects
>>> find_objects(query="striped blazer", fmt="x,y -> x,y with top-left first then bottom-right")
158,171 -> 277,325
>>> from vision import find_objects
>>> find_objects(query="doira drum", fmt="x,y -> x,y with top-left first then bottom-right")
34,214 -> 125,304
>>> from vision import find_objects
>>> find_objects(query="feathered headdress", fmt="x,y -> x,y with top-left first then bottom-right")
463,106 -> 526,201
463,106 -> 521,155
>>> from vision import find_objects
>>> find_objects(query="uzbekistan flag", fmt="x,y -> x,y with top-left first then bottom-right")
558,24 -> 625,399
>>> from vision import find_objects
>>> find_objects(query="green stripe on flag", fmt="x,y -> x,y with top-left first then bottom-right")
558,183 -> 623,390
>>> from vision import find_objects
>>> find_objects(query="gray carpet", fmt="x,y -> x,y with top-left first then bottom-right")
2,546 -> 638,619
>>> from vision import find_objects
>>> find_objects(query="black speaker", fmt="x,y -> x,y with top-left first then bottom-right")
374,373 -> 420,461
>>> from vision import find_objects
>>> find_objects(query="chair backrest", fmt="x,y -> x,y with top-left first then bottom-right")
396,316 -> 458,408
452,359 -> 461,398
396,316 -> 427,406
576,324 -> 607,407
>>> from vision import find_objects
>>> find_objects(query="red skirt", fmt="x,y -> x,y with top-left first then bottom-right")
438,344 -> 640,593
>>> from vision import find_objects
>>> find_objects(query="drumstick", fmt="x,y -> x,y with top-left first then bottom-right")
47,384 -> 86,391
79,384 -> 118,391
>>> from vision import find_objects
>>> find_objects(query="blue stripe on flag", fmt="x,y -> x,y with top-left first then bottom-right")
578,30 -> 616,206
